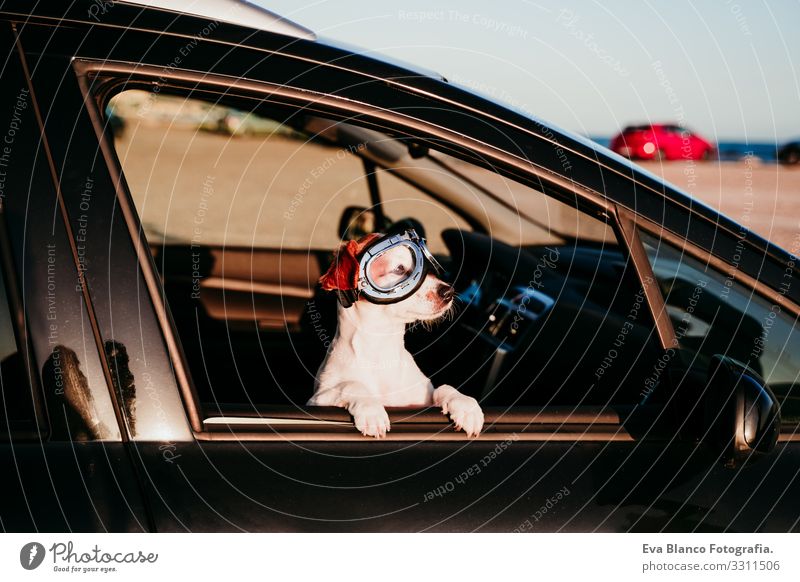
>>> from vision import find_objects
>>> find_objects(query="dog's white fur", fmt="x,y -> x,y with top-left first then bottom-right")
308,244 -> 484,438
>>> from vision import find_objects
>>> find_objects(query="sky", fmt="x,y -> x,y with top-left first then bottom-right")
259,0 -> 799,143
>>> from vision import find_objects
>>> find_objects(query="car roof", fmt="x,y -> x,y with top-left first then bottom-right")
116,0 -> 315,39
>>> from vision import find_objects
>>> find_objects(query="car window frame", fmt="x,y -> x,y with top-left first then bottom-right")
76,58 -> 675,442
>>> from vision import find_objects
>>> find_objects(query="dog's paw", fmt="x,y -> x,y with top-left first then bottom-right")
441,394 -> 484,437
350,402 -> 391,438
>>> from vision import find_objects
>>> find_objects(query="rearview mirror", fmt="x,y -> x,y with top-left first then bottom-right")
704,355 -> 780,468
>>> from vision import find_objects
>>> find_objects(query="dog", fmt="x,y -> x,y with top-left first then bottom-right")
307,233 -> 484,438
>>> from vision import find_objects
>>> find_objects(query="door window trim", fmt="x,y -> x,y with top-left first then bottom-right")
196,408 -> 637,442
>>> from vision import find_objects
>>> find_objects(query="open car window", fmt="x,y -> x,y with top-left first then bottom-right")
106,88 -> 666,438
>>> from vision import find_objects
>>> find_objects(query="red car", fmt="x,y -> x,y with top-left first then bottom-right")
610,124 -> 714,160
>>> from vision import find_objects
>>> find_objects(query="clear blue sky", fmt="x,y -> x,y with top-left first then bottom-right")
261,0 -> 799,142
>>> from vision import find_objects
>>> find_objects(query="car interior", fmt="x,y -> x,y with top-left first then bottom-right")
105,88 -> 678,427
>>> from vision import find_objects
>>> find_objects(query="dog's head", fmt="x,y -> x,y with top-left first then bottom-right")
320,233 -> 454,323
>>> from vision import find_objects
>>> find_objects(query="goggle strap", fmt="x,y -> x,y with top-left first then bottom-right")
336,288 -> 359,308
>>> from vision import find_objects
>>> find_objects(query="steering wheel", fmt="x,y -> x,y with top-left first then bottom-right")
442,229 -> 551,303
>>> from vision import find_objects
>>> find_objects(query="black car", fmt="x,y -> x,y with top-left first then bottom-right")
0,0 -> 798,533
778,141 -> 800,165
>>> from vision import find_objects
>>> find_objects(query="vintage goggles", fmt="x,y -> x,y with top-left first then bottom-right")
340,229 -> 443,307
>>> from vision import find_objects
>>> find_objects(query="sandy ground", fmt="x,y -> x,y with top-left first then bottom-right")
113,123 -> 800,256
640,159 -> 800,254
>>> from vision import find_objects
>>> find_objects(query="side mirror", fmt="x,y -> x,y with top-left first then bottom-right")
704,355 -> 780,468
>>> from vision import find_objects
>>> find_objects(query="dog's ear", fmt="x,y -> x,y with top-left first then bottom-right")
319,233 -> 382,291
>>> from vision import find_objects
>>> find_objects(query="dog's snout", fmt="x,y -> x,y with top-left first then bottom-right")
437,283 -> 454,302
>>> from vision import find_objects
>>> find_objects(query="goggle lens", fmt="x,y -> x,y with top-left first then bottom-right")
367,245 -> 418,290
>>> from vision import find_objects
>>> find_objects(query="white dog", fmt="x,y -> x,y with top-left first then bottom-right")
307,232 -> 484,438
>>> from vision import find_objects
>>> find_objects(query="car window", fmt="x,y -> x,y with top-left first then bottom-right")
106,87 -> 663,424
640,232 -> 800,422
107,90 -> 483,408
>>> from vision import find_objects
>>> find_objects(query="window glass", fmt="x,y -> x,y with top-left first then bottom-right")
641,232 -> 800,422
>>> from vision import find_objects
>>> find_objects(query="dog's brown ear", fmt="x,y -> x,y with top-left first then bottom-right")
319,233 -> 382,291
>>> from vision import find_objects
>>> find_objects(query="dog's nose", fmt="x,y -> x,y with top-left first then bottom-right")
437,283 -> 454,302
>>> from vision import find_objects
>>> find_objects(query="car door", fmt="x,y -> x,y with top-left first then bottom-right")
70,77 -> 733,532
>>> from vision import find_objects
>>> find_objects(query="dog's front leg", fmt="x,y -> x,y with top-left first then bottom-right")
433,385 -> 484,437
348,398 -> 391,438
311,381 -> 391,438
